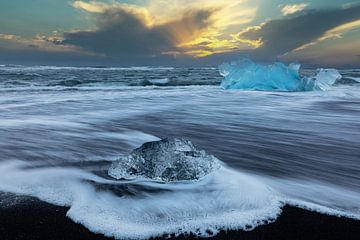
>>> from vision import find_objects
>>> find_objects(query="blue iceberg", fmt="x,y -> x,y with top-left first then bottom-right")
219,58 -> 341,91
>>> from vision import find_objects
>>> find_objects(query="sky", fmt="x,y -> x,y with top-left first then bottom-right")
0,0 -> 359,67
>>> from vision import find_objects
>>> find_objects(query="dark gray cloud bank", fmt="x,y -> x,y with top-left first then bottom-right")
235,4 -> 360,60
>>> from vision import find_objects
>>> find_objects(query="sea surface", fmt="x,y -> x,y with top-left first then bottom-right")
0,65 -> 359,239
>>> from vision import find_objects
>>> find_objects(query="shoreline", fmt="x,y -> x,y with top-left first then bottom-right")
1,195 -> 360,240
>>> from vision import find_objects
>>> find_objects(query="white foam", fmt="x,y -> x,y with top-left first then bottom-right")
0,161 -> 281,239
104,130 -> 161,148
1,160 -> 360,239
148,78 -> 170,85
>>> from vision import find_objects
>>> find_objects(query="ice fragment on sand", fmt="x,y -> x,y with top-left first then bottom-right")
108,138 -> 221,182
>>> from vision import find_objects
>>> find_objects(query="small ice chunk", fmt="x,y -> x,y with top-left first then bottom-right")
313,68 -> 342,90
108,138 -> 221,182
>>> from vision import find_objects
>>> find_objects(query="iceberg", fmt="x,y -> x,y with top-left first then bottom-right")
108,138 -> 221,182
219,58 -> 342,91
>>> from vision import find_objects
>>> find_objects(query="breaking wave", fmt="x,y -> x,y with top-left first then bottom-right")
0,160 -> 282,239
0,149 -> 359,239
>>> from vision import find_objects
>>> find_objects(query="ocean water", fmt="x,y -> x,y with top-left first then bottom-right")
0,65 -> 359,239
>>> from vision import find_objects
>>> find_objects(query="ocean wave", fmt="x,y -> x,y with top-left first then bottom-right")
0,160 -> 282,239
0,156 -> 360,239
348,77 -> 360,83
0,66 -> 223,89
141,78 -> 170,86
2,64 -> 358,90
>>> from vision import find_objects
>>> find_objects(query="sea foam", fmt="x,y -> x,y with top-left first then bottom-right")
0,160 -> 281,239
1,157 -> 360,239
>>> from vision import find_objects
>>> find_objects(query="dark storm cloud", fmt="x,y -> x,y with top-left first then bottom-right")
237,4 -> 360,59
62,7 -> 215,59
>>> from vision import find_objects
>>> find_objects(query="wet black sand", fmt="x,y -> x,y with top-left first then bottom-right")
1,195 -> 360,240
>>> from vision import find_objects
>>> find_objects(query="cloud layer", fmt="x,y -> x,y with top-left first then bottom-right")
64,0 -> 258,58
0,1 -> 359,66
236,4 -> 360,60
63,2 -> 218,60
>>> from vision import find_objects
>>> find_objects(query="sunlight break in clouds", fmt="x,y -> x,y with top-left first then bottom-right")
71,0 -> 258,57
281,3 -> 308,16
0,34 -> 19,41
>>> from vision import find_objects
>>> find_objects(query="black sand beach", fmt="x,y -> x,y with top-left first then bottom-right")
1,194 -> 360,240
2,1 -> 360,239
